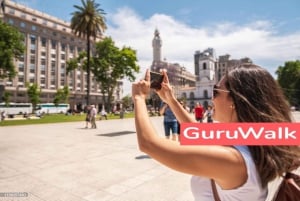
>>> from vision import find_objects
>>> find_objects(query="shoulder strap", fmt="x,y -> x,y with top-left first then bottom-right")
285,172 -> 300,180
272,172 -> 300,201
211,179 -> 221,201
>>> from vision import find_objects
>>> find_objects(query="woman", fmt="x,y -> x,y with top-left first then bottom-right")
132,64 -> 300,201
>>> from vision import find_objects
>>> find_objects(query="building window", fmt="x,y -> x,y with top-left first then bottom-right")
30,56 -> 35,64
40,77 -> 46,85
203,90 -> 208,98
18,55 -> 25,62
30,48 -> 36,54
9,8 -> 15,15
30,64 -> 35,73
41,38 -> 47,47
190,92 -> 195,99
203,63 -> 207,70
8,18 -> 14,25
70,46 -> 74,53
61,44 -> 66,52
20,22 -> 26,28
18,63 -> 24,72
51,77 -> 56,85
18,75 -> 24,83
32,25 -> 37,31
40,66 -> 46,75
29,76 -> 35,83
51,40 -> 56,49
30,34 -> 36,43
17,93 -> 25,97
41,58 -> 46,66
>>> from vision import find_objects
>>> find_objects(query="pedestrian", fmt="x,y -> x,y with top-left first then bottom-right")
194,102 -> 204,122
132,66 -> 300,201
90,105 -> 97,129
85,105 -> 91,128
100,109 -> 108,120
159,102 -> 178,141
1,110 -> 6,121
204,105 -> 214,123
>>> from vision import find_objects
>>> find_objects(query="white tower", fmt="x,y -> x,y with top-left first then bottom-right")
152,29 -> 162,62
194,48 -> 216,107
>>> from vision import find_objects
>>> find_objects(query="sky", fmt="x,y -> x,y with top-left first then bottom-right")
12,0 -> 300,96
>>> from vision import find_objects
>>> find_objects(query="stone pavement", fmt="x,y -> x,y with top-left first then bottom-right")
0,112 -> 299,201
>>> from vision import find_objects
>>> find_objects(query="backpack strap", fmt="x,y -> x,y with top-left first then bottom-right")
272,172 -> 300,200
211,179 -> 221,201
285,172 -> 300,191
285,172 -> 300,180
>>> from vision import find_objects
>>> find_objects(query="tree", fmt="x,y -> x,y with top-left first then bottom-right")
26,82 -> 41,113
70,0 -> 106,106
92,37 -> 140,112
2,91 -> 10,106
54,86 -> 70,106
122,95 -> 132,110
276,60 -> 300,106
0,21 -> 25,79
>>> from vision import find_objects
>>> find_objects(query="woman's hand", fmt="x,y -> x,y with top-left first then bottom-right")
156,70 -> 176,103
132,69 -> 151,101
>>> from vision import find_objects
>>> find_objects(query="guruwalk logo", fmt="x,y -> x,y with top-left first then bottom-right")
180,123 -> 300,145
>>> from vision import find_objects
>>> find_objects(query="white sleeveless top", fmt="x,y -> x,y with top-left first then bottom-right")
190,146 -> 268,201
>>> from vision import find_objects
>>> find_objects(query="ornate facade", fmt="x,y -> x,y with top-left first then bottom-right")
150,29 -> 252,110
0,0 -> 123,111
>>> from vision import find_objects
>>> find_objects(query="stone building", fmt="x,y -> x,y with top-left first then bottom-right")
0,0 -> 123,111
182,49 -> 253,109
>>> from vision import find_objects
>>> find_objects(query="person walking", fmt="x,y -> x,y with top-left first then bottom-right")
204,105 -> 214,123
100,108 -> 108,120
159,102 -> 178,141
90,105 -> 97,129
85,105 -> 91,128
194,102 -> 204,122
132,66 -> 300,201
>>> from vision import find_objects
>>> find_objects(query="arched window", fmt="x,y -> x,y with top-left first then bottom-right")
182,92 -> 187,99
204,90 -> 208,98
190,92 -> 195,99
203,62 -> 207,70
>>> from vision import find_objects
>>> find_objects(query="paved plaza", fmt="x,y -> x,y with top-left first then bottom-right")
0,112 -> 300,201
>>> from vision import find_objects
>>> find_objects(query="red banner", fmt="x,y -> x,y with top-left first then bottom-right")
180,123 -> 300,145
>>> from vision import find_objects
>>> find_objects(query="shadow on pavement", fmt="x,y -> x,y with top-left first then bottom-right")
135,155 -> 151,160
96,131 -> 136,137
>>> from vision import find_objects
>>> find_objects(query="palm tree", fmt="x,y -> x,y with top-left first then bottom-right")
71,0 -> 106,105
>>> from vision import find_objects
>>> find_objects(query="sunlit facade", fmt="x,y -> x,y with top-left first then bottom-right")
0,0 -> 123,111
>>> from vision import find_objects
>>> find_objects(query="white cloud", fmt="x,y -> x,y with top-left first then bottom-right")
105,7 -> 300,96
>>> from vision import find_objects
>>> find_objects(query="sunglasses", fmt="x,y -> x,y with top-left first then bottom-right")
213,85 -> 230,98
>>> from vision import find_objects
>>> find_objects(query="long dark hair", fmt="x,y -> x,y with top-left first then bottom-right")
225,64 -> 300,187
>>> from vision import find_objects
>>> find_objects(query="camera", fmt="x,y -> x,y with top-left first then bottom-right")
150,71 -> 164,90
